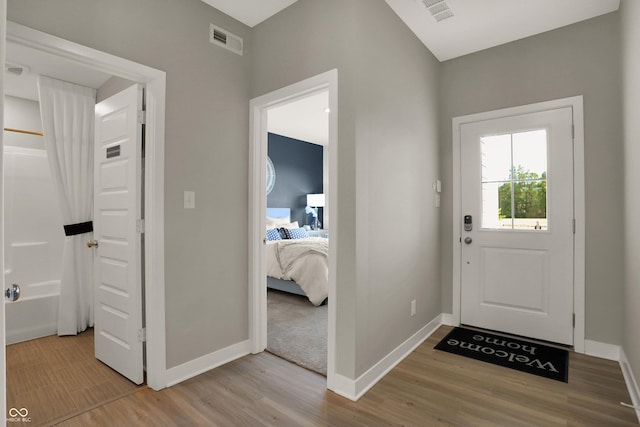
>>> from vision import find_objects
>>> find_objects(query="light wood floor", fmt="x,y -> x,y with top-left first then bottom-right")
52,325 -> 638,426
6,329 -> 141,426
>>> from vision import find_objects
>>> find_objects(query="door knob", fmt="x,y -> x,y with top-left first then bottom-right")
5,283 -> 20,302
464,237 -> 472,244
87,240 -> 99,248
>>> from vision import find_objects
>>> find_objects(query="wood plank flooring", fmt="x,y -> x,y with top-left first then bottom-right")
6,329 -> 141,426
53,326 -> 638,426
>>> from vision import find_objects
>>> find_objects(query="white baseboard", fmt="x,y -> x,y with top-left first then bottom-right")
620,348 -> 640,423
585,339 -> 621,361
331,313 -> 444,401
441,313 -> 453,326
165,340 -> 251,387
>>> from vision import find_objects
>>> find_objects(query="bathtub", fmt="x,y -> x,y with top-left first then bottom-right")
4,146 -> 64,344
5,277 -> 60,345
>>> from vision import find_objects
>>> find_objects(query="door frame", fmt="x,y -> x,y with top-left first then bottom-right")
1,0 -> 7,420
452,96 -> 585,353
248,69 -> 338,389
4,22 -> 168,389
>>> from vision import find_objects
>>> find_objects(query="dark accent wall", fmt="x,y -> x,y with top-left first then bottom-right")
267,133 -> 323,226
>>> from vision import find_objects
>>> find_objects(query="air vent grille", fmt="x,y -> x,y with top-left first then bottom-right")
213,29 -> 227,44
421,0 -> 454,23
5,62 -> 29,76
434,9 -> 454,22
209,24 -> 243,56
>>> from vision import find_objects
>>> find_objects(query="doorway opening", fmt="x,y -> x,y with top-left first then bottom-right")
3,21 -> 167,420
452,96 -> 586,353
249,69 -> 338,388
265,92 -> 329,375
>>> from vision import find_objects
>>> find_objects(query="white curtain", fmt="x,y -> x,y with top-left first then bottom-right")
38,76 -> 96,336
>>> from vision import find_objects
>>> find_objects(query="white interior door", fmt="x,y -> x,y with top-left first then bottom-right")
93,84 -> 144,384
460,107 -> 574,345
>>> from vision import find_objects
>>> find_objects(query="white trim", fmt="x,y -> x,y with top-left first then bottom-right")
249,70 -> 338,389
5,22 -> 167,390
585,340 -> 620,361
441,313 -> 454,326
165,340 -> 251,388
451,96 -> 585,353
332,314 -> 445,401
620,348 -> 640,423
0,1 -> 6,421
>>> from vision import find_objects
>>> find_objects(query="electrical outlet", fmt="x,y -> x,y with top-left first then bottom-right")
411,300 -> 416,317
184,191 -> 195,209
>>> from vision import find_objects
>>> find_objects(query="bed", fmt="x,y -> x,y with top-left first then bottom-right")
266,208 -> 328,306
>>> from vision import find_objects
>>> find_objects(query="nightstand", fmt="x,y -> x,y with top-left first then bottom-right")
307,229 -> 328,238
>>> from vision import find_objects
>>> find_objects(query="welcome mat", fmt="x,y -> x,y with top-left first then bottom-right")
434,327 -> 569,382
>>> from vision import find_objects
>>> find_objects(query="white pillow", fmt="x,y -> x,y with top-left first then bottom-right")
266,216 -> 290,227
266,221 -> 299,231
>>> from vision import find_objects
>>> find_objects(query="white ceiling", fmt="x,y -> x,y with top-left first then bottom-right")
200,0 -> 298,28
201,0 -> 620,61
385,0 -> 621,61
5,41 -> 112,101
268,91 -> 329,146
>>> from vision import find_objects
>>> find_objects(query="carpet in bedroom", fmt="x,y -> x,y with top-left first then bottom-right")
267,289 -> 327,376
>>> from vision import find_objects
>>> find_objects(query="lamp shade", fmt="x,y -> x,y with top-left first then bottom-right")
307,193 -> 325,207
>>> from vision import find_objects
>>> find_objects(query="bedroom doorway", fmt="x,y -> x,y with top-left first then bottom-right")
265,93 -> 328,374
249,70 -> 338,387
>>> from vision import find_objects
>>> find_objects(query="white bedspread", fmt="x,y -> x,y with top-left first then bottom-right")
266,238 -> 328,306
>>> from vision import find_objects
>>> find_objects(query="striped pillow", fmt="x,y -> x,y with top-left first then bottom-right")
266,228 -> 282,241
283,227 -> 309,239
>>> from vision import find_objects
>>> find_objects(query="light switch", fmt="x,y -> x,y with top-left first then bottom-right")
184,191 -> 195,209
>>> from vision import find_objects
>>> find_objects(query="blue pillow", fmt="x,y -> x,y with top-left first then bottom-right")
283,227 -> 309,239
266,228 -> 282,241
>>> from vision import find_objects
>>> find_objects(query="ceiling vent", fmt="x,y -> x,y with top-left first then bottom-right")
421,0 -> 454,23
209,24 -> 243,56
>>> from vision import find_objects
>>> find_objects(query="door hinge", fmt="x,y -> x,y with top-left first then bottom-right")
138,327 -> 146,342
137,110 -> 146,125
571,124 -> 575,140
573,219 -> 576,234
136,219 -> 145,234
573,313 -> 576,328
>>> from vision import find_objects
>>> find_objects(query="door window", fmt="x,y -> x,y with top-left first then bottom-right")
480,129 -> 548,230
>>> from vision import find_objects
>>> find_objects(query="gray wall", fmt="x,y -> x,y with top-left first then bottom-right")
253,0 -> 441,378
621,0 -> 640,381
8,0 -> 253,368
439,13 -> 624,345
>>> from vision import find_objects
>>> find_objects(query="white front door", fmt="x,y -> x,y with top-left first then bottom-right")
460,107 -> 574,345
93,84 -> 144,384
